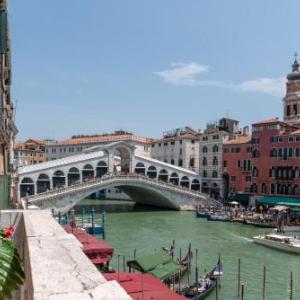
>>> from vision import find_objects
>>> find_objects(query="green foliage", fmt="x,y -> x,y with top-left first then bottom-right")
0,238 -> 25,299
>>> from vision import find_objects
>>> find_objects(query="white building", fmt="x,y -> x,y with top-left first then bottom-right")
149,127 -> 200,174
199,118 -> 240,199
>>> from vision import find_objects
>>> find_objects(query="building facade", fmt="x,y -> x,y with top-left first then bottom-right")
0,1 -> 17,208
149,127 -> 200,174
199,118 -> 240,199
15,139 -> 46,168
45,131 -> 154,161
223,135 -> 252,197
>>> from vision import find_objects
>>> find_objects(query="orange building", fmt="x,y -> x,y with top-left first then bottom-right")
15,139 -> 46,167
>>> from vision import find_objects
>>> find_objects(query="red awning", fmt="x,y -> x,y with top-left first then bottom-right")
104,273 -> 186,300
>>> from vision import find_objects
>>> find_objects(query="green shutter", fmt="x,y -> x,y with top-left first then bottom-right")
0,10 -> 7,54
0,175 -> 11,209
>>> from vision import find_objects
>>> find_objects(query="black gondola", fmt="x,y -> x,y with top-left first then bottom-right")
182,259 -> 224,299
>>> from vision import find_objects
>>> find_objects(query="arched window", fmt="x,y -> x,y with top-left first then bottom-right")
170,172 -> 179,185
252,167 -> 259,177
270,148 -> 277,158
296,148 -> 300,157
278,148 -> 283,157
68,167 -> 80,186
37,173 -> 50,194
171,159 -> 175,165
213,157 -> 218,166
20,177 -> 35,197
178,159 -> 183,167
147,166 -> 157,178
202,157 -> 207,166
288,148 -> 293,157
189,158 -> 195,168
82,164 -> 94,181
191,179 -> 200,191
252,149 -> 260,158
202,170 -> 207,177
212,171 -> 218,178
213,145 -> 219,153
134,162 -> 146,175
202,146 -> 208,153
96,161 -> 108,177
261,183 -> 267,194
53,170 -> 66,189
158,169 -> 168,182
271,183 -> 275,194
250,184 -> 258,193
180,176 -> 190,188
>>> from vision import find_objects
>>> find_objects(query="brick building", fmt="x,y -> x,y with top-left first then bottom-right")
223,134 -> 252,197
223,57 -> 300,203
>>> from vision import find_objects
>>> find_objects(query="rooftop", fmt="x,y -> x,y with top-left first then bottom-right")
224,135 -> 252,145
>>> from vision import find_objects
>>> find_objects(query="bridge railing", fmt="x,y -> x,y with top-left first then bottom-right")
23,173 -> 220,204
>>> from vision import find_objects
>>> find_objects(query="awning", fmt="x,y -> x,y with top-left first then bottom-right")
127,250 -> 182,281
228,193 -> 250,204
259,196 -> 300,207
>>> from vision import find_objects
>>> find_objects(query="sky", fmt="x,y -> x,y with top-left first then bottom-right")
9,0 -> 300,141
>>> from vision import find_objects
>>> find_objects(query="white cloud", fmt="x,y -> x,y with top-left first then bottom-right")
238,77 -> 286,97
154,62 -> 286,97
154,62 -> 208,85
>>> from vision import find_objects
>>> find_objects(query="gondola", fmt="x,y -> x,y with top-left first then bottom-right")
182,259 -> 224,299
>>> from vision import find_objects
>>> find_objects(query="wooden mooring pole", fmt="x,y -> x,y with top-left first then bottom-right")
262,266 -> 266,300
237,258 -> 241,298
240,284 -> 244,300
289,271 -> 293,300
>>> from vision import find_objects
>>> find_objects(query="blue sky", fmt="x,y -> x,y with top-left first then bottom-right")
9,0 -> 300,140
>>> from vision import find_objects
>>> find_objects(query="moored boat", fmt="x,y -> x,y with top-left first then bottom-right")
253,233 -> 300,254
181,259 -> 223,299
207,213 -> 230,222
246,220 -> 276,228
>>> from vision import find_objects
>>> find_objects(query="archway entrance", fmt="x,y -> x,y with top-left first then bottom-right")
134,162 -> 146,175
53,170 -> 66,188
191,179 -> 200,191
20,177 -> 35,197
37,174 -> 50,194
170,172 -> 179,185
96,161 -> 108,178
113,147 -> 132,173
82,164 -> 94,181
180,176 -> 190,188
68,167 -> 80,186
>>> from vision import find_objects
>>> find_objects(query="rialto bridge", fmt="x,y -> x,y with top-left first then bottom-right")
17,141 -> 221,212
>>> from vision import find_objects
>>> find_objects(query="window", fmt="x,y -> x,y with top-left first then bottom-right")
223,148 -> 229,153
296,148 -> 300,157
164,142 -> 168,146
261,183 -> 267,194
152,144 -> 155,148
252,167 -> 259,177
213,157 -> 218,166
158,143 -> 161,147
180,148 -> 183,155
252,149 -> 260,158
237,160 -> 241,168
202,170 -> 207,177
253,126 -> 263,132
202,146 -> 208,153
252,138 -> 260,144
289,137 -> 294,143
202,157 -> 207,166
171,141 -> 175,145
223,160 -> 228,168
270,148 -> 277,158
189,158 -> 195,167
246,176 -> 251,182
212,171 -> 218,178
213,135 -> 219,140
296,136 -> 300,142
191,140 -> 195,144
288,148 -> 293,157
268,124 -> 280,130
180,140 -> 183,144
178,159 -> 183,167
213,145 -> 219,152
171,159 -> 175,165
202,136 -> 208,141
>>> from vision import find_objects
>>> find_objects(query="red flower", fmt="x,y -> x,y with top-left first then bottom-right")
4,225 -> 15,239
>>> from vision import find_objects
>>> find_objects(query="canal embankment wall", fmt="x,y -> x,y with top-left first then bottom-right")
0,210 -> 131,300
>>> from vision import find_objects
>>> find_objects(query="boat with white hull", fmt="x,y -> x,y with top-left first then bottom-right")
253,234 -> 300,254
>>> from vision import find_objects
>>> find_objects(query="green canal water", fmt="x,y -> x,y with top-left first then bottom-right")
96,210 -> 300,300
